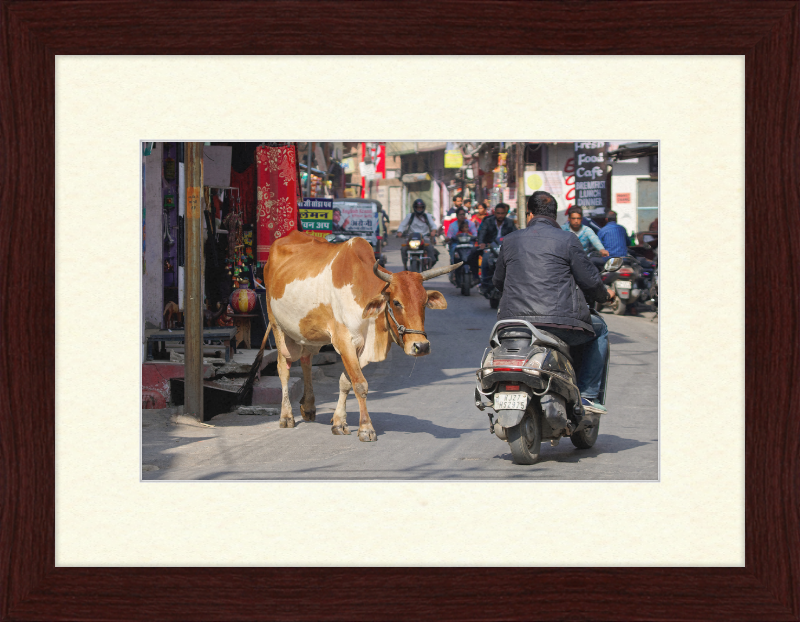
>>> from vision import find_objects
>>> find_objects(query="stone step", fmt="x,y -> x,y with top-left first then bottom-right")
252,376 -> 302,405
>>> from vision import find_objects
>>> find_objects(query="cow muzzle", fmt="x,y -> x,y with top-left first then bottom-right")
409,341 -> 431,356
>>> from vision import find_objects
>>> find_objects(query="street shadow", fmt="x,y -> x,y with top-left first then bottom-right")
607,331 -> 634,345
288,410 -> 477,440
494,433 -> 653,466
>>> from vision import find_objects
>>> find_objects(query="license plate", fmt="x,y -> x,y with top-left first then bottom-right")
616,281 -> 632,289
493,392 -> 529,410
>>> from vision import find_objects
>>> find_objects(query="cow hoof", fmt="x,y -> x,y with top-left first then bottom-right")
331,424 -> 351,435
300,406 -> 316,421
279,417 -> 295,428
358,428 -> 377,442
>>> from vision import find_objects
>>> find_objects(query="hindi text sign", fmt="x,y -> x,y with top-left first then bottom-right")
299,198 -> 333,239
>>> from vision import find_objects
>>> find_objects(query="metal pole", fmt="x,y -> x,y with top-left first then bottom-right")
306,142 -> 313,198
516,142 -> 526,229
184,142 -> 204,421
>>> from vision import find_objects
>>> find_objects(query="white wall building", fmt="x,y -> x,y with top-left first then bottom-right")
522,142 -> 658,236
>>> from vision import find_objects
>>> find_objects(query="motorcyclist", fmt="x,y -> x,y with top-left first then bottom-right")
396,198 -> 440,271
468,202 -> 517,296
445,208 -> 478,264
493,191 -> 616,414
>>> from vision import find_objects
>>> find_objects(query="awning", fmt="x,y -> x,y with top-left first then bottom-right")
401,172 -> 432,183
608,142 -> 658,161
386,142 -> 448,156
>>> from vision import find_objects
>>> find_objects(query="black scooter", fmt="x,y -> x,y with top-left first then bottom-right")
592,251 -> 656,315
481,239 -> 504,309
449,234 -> 478,296
474,257 -> 623,465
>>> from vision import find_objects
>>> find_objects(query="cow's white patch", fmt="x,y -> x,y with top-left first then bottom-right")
270,259 -> 385,366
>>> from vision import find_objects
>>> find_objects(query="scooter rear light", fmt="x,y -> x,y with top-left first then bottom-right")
491,358 -> 526,371
619,269 -> 634,277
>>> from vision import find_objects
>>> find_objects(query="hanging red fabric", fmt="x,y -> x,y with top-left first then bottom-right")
255,145 -> 298,262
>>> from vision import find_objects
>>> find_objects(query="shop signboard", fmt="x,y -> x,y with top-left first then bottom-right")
444,150 -> 464,168
299,198 -> 333,239
524,170 -> 564,197
331,200 -> 378,245
574,141 -> 610,216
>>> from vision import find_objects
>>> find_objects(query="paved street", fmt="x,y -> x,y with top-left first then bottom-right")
143,238 -> 658,481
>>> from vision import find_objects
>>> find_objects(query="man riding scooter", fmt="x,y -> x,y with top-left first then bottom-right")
466,202 -> 517,297
493,191 -> 616,414
396,198 -> 440,271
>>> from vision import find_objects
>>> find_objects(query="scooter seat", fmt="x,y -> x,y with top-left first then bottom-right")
496,326 -> 571,357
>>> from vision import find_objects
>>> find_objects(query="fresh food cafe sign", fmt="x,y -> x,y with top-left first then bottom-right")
573,142 -> 609,216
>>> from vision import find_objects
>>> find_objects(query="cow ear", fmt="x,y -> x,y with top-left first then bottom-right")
425,290 -> 447,309
362,293 -> 387,319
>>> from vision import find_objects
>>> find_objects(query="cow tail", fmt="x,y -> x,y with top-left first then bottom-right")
235,322 -> 272,404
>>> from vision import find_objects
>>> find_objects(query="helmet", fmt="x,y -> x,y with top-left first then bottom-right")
412,199 -> 426,210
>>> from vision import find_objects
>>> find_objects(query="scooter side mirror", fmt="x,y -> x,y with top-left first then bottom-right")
604,257 -> 624,272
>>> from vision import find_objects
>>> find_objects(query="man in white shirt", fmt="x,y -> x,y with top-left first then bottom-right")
396,199 -> 440,270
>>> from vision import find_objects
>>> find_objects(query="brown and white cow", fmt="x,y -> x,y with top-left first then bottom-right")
263,230 -> 460,441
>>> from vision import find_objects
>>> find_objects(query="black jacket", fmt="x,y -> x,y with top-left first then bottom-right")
478,216 -> 517,245
493,216 -> 610,333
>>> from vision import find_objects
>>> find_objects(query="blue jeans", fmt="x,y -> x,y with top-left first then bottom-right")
541,313 -> 609,401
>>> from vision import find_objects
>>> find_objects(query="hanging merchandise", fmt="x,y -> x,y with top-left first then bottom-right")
494,152 -> 508,188
492,152 -> 508,210
255,145 -> 298,263
222,210 -> 243,261
230,164 -> 256,224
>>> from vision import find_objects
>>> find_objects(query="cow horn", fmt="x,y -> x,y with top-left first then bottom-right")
373,261 -> 393,283
420,262 -> 463,281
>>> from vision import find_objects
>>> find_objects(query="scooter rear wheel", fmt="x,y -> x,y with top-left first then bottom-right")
507,407 -> 542,465
571,420 -> 600,449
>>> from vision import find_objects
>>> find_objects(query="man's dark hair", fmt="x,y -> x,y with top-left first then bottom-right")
332,207 -> 341,215
566,206 -> 583,218
527,191 -> 558,218
494,202 -> 509,213
606,210 -> 618,221
456,208 -> 467,216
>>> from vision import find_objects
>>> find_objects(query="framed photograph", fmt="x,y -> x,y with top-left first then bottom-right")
2,1 -> 797,620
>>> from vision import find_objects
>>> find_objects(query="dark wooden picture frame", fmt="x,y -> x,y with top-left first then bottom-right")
2,1 -> 798,620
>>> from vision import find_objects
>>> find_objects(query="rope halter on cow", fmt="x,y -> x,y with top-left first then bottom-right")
372,261 -> 462,346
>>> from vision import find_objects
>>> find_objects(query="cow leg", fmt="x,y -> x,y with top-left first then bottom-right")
271,325 -> 295,428
331,372 -> 352,436
336,343 -> 377,443
299,354 -> 316,421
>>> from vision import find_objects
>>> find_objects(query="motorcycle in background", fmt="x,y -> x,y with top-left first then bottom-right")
475,257 -> 624,464
449,234 -> 478,296
591,251 -> 656,316
481,239 -> 504,309
404,231 -> 434,273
